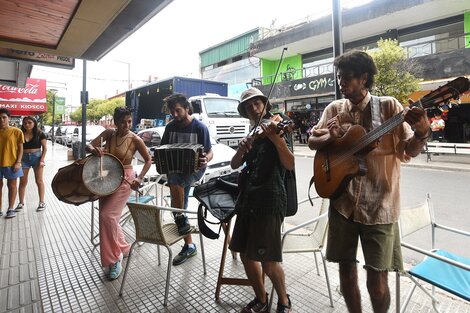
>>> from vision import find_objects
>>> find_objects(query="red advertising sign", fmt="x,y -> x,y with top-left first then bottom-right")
0,78 -> 47,116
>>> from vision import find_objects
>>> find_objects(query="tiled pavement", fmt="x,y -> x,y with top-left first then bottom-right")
0,141 -> 469,312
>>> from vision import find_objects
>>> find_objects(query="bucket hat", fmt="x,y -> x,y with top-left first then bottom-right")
237,87 -> 271,118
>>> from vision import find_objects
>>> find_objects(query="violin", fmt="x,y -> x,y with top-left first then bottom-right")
248,114 -> 293,141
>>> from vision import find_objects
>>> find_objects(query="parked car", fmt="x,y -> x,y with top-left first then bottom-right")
60,125 -> 77,146
41,125 -> 51,139
71,125 -> 107,145
135,127 -> 238,182
46,127 -> 55,140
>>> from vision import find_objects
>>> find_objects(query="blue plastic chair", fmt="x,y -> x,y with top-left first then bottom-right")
397,194 -> 470,313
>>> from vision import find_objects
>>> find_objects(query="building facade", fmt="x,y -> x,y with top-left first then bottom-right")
200,0 -> 470,142
200,28 -> 264,100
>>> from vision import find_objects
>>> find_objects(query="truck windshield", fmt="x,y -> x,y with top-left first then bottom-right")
204,98 -> 241,117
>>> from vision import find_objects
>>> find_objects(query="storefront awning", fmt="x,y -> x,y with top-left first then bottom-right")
409,90 -> 470,103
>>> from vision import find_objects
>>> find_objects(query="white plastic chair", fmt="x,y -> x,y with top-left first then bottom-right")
269,197 -> 334,308
119,202 -> 206,306
397,194 -> 470,313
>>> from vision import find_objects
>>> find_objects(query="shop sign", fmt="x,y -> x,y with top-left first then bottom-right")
0,48 -> 75,69
290,73 -> 335,96
0,78 -> 47,115
55,97 -> 66,114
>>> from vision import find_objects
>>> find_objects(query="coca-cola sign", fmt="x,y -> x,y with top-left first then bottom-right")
0,78 -> 47,115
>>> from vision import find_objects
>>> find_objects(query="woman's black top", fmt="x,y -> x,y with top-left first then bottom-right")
23,132 -> 46,149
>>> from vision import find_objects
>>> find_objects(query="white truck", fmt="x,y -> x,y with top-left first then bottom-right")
189,94 -> 250,147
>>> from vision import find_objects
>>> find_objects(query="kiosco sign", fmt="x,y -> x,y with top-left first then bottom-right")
0,78 -> 47,116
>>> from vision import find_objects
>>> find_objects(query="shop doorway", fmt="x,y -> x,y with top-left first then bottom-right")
286,96 -> 333,144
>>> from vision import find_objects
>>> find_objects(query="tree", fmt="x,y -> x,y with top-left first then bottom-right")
39,90 -> 63,126
368,39 -> 421,105
69,97 -> 125,124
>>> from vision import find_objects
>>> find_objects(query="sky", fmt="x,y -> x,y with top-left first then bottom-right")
31,0 -> 371,108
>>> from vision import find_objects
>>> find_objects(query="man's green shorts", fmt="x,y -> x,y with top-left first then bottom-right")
326,207 -> 403,272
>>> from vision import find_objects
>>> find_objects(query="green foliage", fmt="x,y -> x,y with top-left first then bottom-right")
39,90 -> 63,126
367,39 -> 421,105
70,97 -> 125,124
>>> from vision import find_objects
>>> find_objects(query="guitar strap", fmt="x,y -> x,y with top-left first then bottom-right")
371,95 -> 381,129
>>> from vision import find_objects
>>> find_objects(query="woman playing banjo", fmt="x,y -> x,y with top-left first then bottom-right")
86,107 -> 152,280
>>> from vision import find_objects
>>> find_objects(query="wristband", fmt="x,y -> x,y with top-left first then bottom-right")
414,128 -> 432,141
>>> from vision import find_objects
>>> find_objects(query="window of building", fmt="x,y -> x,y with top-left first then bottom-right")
202,57 -> 260,85
303,57 -> 334,77
399,21 -> 464,57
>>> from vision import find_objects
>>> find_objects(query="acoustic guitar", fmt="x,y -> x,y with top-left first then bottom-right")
313,76 -> 470,199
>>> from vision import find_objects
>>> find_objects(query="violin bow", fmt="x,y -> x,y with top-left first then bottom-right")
251,47 -> 288,134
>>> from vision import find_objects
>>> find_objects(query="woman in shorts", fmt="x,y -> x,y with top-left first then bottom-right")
16,116 -> 47,212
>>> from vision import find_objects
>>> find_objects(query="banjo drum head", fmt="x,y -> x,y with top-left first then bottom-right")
82,154 -> 124,196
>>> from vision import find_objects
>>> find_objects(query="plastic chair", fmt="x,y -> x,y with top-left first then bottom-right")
397,194 -> 470,313
119,202 -> 206,306
269,197 -> 334,308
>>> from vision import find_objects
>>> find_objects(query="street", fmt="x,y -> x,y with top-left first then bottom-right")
291,155 -> 470,262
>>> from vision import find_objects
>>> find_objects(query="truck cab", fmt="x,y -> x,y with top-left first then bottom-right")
189,94 -> 250,147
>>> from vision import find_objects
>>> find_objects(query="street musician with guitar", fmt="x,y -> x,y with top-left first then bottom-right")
309,50 -> 431,313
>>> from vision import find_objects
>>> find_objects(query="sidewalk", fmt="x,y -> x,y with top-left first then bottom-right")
293,143 -> 470,172
0,141 -> 469,312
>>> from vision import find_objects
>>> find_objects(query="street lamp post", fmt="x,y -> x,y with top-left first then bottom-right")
114,60 -> 131,90
50,89 -> 58,145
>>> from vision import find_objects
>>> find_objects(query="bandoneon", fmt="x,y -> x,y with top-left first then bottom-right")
154,143 -> 203,175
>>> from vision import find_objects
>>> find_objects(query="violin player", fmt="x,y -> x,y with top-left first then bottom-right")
230,87 -> 294,313
308,50 -> 430,313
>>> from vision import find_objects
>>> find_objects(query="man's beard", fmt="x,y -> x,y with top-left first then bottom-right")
173,117 -> 183,124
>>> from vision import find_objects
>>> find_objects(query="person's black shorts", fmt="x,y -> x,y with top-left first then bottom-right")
229,213 -> 283,262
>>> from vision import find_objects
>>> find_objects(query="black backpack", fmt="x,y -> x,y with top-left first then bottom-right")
193,172 -> 239,239
275,113 -> 298,217
283,128 -> 298,217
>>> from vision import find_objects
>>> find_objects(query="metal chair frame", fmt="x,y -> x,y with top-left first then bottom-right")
397,193 -> 470,313
119,203 -> 206,306
90,176 -> 162,248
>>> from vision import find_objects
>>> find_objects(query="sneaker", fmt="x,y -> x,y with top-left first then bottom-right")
108,260 -> 122,280
174,214 -> 191,235
15,203 -> 24,211
36,202 -> 46,212
172,244 -> 197,265
240,293 -> 269,313
5,209 -> 17,219
276,295 -> 292,313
